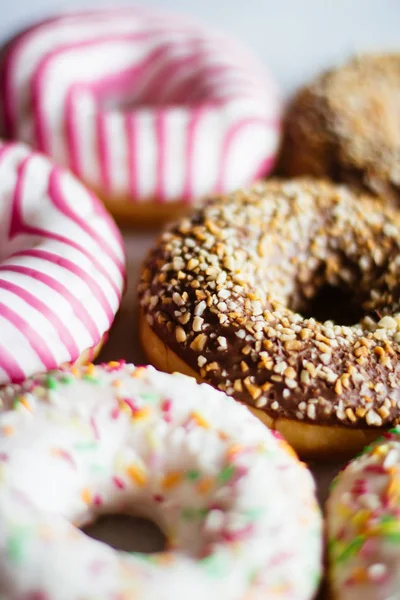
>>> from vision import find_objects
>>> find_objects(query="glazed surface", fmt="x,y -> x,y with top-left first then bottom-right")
0,141 -> 125,384
0,362 -> 322,599
0,8 -> 280,204
327,428 -> 400,599
139,178 -> 400,430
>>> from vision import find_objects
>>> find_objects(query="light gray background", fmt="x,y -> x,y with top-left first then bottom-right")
1,0 -> 399,96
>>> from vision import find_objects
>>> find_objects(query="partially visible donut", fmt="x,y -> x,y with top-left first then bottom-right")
327,428 -> 400,600
0,362 -> 322,600
279,53 -> 400,205
139,178 -> 400,459
0,141 -> 125,384
0,8 -> 281,224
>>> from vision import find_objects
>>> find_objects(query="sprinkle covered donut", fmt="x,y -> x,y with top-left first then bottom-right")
0,8 -> 281,224
0,362 -> 322,599
0,141 -> 125,384
327,428 -> 400,599
139,179 -> 400,458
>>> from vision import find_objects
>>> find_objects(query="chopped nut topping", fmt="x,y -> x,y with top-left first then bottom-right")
366,409 -> 383,427
255,396 -> 267,408
244,377 -> 262,400
284,366 -> 296,380
190,334 -> 207,352
334,379 -> 343,395
140,178 -> 400,429
197,355 -> 207,368
345,408 -> 357,423
175,327 -> 187,343
234,379 -> 243,392
379,316 -> 397,330
192,316 -> 204,332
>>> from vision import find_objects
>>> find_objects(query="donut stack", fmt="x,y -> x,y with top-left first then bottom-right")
0,5 -> 399,600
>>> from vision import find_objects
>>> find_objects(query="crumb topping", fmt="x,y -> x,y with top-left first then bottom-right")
281,53 -> 400,204
139,179 -> 400,428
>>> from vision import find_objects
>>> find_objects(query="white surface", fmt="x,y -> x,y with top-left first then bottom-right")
0,0 -> 399,96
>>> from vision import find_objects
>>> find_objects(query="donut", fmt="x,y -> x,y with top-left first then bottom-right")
0,140 -> 125,384
327,428 -> 400,599
0,8 -> 281,224
0,361 -> 322,599
139,178 -> 400,459
279,53 -> 400,205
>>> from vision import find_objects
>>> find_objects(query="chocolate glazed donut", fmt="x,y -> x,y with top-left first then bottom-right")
139,179 -> 400,459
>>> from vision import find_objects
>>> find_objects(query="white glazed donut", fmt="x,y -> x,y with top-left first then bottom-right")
327,429 -> 400,600
0,8 -> 281,224
0,141 -> 125,384
0,362 -> 322,600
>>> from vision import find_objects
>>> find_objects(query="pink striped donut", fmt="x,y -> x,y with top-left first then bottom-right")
0,8 -> 281,223
0,140 -> 125,384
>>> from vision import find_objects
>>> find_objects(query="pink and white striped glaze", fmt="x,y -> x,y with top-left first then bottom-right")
0,8 -> 281,206
0,140 -> 125,384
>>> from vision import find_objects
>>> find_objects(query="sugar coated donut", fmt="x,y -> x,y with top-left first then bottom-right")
280,53 -> 400,205
0,8 -> 281,224
0,141 -> 125,384
327,428 -> 400,599
139,178 -> 400,459
0,362 -> 322,599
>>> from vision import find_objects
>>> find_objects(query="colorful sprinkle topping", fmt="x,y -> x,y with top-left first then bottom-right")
0,362 -> 321,599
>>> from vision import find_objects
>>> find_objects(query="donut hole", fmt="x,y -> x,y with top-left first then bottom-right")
296,283 -> 365,326
82,514 -> 166,554
287,257 -> 385,326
